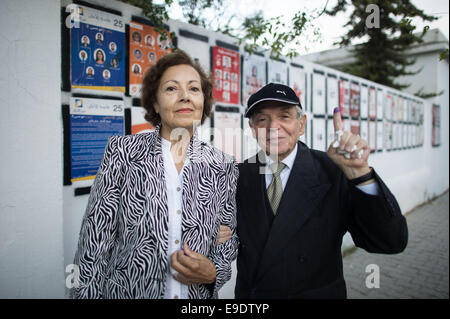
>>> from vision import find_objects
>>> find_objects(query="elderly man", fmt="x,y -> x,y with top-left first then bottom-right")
235,83 -> 408,299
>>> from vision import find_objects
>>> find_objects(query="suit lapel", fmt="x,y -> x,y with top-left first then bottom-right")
256,142 -> 331,281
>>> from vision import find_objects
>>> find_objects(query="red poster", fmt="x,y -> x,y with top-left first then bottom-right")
212,46 -> 240,104
129,22 -> 172,97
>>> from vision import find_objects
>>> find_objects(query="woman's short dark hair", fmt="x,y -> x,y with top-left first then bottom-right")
141,49 -> 213,126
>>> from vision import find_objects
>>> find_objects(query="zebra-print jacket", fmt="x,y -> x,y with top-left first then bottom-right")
72,126 -> 239,299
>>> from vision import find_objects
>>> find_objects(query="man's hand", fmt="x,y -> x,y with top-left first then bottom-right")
217,225 -> 232,245
171,243 -> 216,285
327,107 -> 372,181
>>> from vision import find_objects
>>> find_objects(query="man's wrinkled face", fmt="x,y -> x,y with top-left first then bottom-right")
249,102 -> 306,161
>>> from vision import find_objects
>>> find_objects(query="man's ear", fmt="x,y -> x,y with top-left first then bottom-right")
248,119 -> 257,139
299,114 -> 307,136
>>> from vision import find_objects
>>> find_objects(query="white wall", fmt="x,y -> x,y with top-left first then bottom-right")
0,0 -> 65,298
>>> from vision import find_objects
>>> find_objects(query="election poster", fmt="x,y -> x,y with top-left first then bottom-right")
242,118 -> 260,161
268,59 -> 288,85
242,53 -> 266,107
350,82 -> 360,118
312,117 -> 326,152
339,79 -> 350,117
360,85 -> 368,119
377,121 -> 384,151
368,87 -> 377,119
129,21 -> 172,97
376,89 -> 383,120
131,106 -> 155,134
432,104 -> 441,146
384,93 -> 393,121
177,30 -> 210,73
360,120 -> 368,146
212,46 -> 240,105
70,4 -> 126,93
213,106 -> 242,162
312,72 -> 326,114
350,119 -> 360,136
327,76 -> 339,116
289,65 -> 307,111
70,97 -> 124,182
369,120 -> 376,151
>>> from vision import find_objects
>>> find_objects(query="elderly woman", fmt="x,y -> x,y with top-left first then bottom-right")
72,50 -> 238,299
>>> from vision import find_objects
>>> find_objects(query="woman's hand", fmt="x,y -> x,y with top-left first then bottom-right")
216,225 -> 232,245
171,243 -> 216,285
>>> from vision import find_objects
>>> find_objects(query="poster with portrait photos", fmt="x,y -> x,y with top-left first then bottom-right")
360,85 -> 368,119
212,46 -> 240,105
70,4 -> 125,93
312,72 -> 326,114
69,97 -> 124,182
369,120 -> 376,151
350,83 -> 360,118
327,76 -> 339,116
368,87 -> 377,119
242,53 -> 266,107
268,59 -> 288,85
129,21 -> 172,97
289,65 -> 307,111
213,106 -> 242,162
312,117 -> 326,152
339,79 -> 350,117
131,106 -> 155,134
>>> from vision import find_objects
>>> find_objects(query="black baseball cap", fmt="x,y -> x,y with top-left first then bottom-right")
244,83 -> 302,118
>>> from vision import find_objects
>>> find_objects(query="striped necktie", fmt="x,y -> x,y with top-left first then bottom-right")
267,162 -> 286,215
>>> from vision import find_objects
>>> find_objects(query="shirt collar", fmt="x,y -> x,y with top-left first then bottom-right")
265,143 -> 298,171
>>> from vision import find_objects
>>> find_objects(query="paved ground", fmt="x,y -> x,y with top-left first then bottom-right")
343,191 -> 449,299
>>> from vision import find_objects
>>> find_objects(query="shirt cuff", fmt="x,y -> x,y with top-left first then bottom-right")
356,181 -> 379,196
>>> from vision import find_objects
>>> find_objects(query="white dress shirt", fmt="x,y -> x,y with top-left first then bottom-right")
263,144 -> 379,196
161,137 -> 189,299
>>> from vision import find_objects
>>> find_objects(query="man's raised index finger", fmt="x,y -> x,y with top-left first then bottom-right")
333,107 -> 344,133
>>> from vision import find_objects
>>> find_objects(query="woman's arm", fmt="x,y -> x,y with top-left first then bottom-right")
71,136 -> 122,299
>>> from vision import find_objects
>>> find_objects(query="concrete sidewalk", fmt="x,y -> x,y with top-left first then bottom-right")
343,191 -> 449,299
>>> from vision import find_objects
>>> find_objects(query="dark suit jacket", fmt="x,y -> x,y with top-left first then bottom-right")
235,142 -> 408,299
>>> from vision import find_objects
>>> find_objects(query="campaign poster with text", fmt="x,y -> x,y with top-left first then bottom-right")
70,97 -> 124,182
212,46 -> 240,105
242,53 -> 266,107
70,4 -> 125,92
129,21 -> 172,97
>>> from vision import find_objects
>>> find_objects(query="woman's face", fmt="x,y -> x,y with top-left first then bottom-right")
154,64 -> 204,134
96,51 -> 104,61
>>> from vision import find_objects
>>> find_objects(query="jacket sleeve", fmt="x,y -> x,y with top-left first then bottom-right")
346,169 -> 408,254
204,159 -> 240,298
71,136 -> 122,299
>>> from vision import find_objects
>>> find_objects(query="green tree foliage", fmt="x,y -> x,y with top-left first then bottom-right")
326,0 -> 438,91
118,0 -> 323,59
